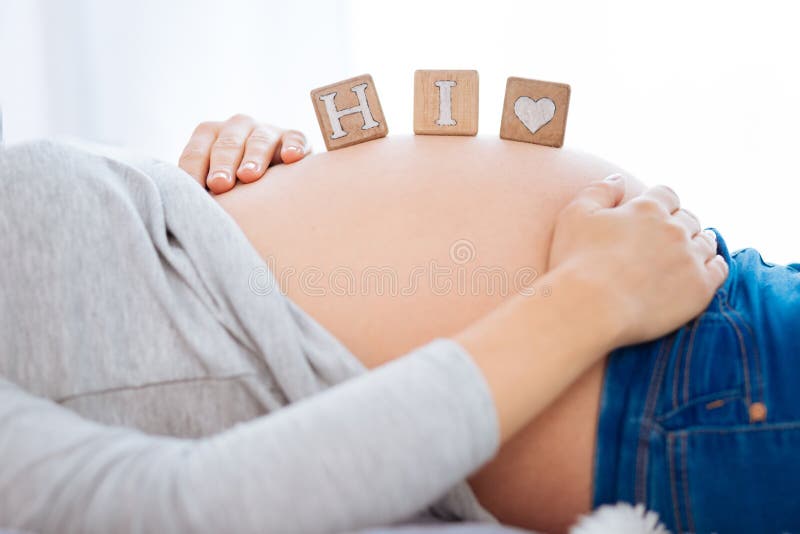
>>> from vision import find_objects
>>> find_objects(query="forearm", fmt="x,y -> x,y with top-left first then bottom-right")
456,265 -> 619,442
0,341 -> 498,534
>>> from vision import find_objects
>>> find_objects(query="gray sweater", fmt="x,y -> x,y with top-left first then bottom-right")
0,141 -> 500,533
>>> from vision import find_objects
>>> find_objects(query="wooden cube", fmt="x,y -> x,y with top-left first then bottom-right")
310,74 -> 388,151
414,70 -> 479,136
500,77 -> 571,148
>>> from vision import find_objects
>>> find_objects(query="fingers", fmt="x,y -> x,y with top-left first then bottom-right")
671,204 -> 726,290
567,174 -> 627,214
236,125 -> 281,183
705,254 -> 730,289
178,122 -> 220,187
691,229 -> 728,290
237,128 -> 309,184
673,208 -> 702,237
207,115 -> 255,194
180,112 -> 310,192
278,130 -> 308,164
692,229 -> 718,260
639,185 -> 681,214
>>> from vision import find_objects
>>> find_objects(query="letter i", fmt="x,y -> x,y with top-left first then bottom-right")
434,80 -> 457,126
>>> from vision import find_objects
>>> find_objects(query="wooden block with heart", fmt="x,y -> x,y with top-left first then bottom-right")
310,74 -> 389,151
500,77 -> 571,148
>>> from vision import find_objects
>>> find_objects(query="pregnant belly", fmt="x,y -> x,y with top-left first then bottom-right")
216,135 -> 643,532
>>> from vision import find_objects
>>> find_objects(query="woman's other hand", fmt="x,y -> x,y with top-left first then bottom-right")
178,114 -> 309,194
457,173 -> 728,443
547,174 -> 728,347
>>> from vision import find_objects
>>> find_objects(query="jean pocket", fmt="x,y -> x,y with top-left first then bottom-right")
654,305 -> 759,431
663,424 -> 800,534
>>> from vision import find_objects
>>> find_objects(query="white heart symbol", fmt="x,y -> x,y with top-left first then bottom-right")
514,96 -> 556,134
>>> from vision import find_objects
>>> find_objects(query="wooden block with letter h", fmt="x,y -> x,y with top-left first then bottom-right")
310,74 -> 388,151
414,70 -> 479,136
500,77 -> 571,147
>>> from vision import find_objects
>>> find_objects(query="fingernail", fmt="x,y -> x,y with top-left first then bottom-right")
207,170 -> 231,189
604,173 -> 622,182
241,161 -> 258,172
704,229 -> 717,241
285,145 -> 303,154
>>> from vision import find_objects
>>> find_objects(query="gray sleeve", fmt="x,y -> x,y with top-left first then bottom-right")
0,339 -> 500,534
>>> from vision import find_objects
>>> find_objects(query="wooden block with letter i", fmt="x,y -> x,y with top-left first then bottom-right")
414,70 -> 479,136
310,74 -> 388,151
500,77 -> 570,148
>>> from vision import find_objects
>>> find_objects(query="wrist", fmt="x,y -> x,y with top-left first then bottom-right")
456,264 -> 627,442
540,263 -> 627,357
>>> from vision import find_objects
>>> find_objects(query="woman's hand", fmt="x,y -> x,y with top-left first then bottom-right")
178,114 -> 309,194
455,173 -> 727,443
547,174 -> 728,347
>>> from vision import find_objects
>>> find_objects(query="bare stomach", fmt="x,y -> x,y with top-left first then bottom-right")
216,135 -> 645,533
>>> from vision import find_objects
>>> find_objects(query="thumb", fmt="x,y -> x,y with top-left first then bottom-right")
570,173 -> 627,214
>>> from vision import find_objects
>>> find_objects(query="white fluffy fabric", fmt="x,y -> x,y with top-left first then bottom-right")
569,503 -> 670,534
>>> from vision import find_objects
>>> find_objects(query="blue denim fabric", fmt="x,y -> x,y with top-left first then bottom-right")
593,228 -> 800,534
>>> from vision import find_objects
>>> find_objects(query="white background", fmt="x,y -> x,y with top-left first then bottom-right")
2,0 -> 798,263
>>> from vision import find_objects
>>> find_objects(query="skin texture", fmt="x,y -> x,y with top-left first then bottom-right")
214,135 -> 644,533
212,135 -> 723,533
